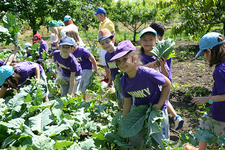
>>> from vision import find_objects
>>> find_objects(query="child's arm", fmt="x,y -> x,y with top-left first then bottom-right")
108,70 -> 113,87
153,77 -> 171,110
122,97 -> 132,118
159,57 -> 168,77
88,54 -> 98,73
0,86 -> 7,98
35,65 -> 41,83
5,45 -> 19,66
69,72 -> 76,97
191,94 -> 225,105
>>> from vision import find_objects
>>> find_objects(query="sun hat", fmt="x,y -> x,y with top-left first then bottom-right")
0,65 -> 14,86
50,33 -> 58,43
24,42 -> 32,50
140,27 -> 157,38
93,7 -> 107,15
49,20 -> 59,27
64,15 -> 72,22
59,36 -> 76,46
58,21 -> 65,26
97,28 -> 114,42
196,32 -> 225,57
110,40 -> 136,61
33,34 -> 42,43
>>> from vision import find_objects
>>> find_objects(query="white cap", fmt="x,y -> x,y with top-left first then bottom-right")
24,42 -> 32,49
50,33 -> 58,43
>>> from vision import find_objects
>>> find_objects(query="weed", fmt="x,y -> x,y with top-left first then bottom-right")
197,63 -> 205,72
172,82 -> 180,90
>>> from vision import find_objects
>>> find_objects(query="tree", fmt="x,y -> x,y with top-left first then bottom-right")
111,0 -> 158,42
0,0 -> 56,36
158,0 -> 225,38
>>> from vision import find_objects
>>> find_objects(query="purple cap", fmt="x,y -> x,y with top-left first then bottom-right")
110,40 -> 136,61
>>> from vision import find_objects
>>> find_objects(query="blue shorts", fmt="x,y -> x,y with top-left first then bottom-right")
60,75 -> 81,96
80,69 -> 93,92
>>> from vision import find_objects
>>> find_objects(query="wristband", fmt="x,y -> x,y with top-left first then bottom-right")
208,96 -> 213,104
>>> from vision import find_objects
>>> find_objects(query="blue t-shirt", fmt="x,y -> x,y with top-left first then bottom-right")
120,66 -> 167,110
210,61 -> 225,122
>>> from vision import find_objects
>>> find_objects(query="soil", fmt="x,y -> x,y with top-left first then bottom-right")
0,37 -> 215,146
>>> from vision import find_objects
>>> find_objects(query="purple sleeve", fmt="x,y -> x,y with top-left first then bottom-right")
0,60 -> 4,67
149,69 -> 166,86
83,48 -> 91,59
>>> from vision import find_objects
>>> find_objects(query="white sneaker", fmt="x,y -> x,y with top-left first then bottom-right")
174,115 -> 184,130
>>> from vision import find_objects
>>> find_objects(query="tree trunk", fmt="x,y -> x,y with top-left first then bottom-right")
33,30 -> 37,36
133,30 -> 136,42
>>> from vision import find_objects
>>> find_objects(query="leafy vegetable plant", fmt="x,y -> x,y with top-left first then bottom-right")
0,14 -> 23,46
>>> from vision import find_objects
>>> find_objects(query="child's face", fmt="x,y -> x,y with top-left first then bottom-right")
139,33 -> 157,52
99,38 -> 114,53
60,45 -> 72,54
115,54 -> 135,73
203,49 -> 211,62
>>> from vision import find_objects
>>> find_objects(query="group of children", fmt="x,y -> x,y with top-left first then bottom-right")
0,14 -> 225,149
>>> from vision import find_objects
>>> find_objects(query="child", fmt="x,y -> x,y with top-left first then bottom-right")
23,42 -> 32,61
49,33 -> 59,57
111,40 -> 171,148
149,22 -> 184,130
97,28 -> 123,109
0,61 -> 49,102
185,32 -> 225,150
33,34 -> 49,59
66,30 -> 98,100
53,36 -> 82,97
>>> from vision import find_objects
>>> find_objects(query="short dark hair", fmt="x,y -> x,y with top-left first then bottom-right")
150,21 -> 165,37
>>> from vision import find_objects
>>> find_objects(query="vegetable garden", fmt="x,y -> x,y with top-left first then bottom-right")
0,10 -> 225,150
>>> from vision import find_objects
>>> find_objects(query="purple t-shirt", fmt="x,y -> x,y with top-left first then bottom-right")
72,47 -> 92,70
0,60 -> 4,67
120,66 -> 167,110
51,43 -> 58,52
139,53 -> 172,83
210,61 -> 225,122
53,50 -> 82,77
39,41 -> 48,59
105,51 -> 120,81
15,61 -> 43,85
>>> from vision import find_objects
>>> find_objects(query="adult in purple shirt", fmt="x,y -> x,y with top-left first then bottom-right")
111,40 -> 171,148
188,32 -> 225,150
33,34 -> 48,59
53,36 -> 82,97
0,61 -> 49,102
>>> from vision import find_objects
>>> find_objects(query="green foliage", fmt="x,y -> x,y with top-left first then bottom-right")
86,72 -> 105,94
114,70 -> 124,94
104,87 -> 117,102
111,0 -> 157,42
0,14 -> 23,46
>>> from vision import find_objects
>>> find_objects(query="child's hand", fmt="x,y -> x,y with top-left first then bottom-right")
159,57 -> 167,67
148,60 -> 158,68
69,93 -> 74,97
191,97 -> 208,105
108,81 -> 113,87
94,68 -> 97,73
152,104 -> 161,110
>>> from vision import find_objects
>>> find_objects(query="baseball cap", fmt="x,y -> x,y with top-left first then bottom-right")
93,7 -> 107,15
140,27 -> 157,38
50,33 -> 58,43
49,20 -> 59,27
110,40 -> 136,61
0,65 -> 14,86
33,34 -> 42,43
196,32 -> 225,57
59,36 -> 76,46
64,15 -> 72,22
24,42 -> 32,50
58,21 -> 65,26
97,28 -> 114,42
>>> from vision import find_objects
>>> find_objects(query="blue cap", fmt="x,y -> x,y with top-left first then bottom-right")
110,40 -> 136,61
0,65 -> 14,86
140,27 -> 157,38
196,32 -> 225,57
58,21 -> 65,26
59,36 -> 76,46
93,7 -> 107,15
64,15 -> 71,22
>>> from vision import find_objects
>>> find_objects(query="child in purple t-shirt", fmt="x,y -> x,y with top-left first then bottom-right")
110,40 -> 171,148
139,26 -> 184,131
186,33 -> 225,150
66,30 -> 97,101
23,42 -> 32,61
33,34 -> 48,59
97,28 -> 123,109
53,36 -> 82,97
0,61 -> 49,102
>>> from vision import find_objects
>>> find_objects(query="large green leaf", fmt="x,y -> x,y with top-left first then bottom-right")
151,38 -> 175,59
218,135 -> 225,146
1,134 -> 19,149
54,140 -> 73,149
120,105 -> 148,138
0,118 -> 25,129
196,128 -> 217,144
79,138 -> 95,150
28,108 -> 53,133
32,135 -> 54,150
